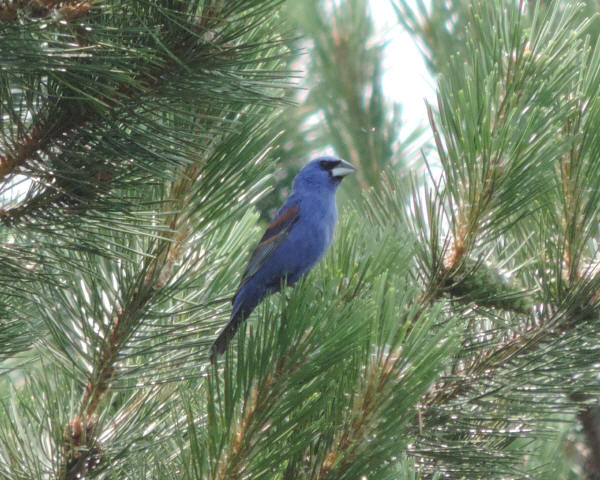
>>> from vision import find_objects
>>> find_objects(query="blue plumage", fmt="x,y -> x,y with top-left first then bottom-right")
211,156 -> 355,359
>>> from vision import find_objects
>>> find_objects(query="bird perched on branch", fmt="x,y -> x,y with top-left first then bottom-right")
210,156 -> 355,361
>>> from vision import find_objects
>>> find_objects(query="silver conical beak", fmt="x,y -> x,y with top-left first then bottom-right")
331,159 -> 356,178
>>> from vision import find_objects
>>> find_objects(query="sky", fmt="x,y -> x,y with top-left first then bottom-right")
372,0 -> 435,139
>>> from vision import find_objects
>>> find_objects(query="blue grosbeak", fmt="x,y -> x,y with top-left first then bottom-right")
211,156 -> 355,360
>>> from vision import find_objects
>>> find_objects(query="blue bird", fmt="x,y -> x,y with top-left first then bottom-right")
211,156 -> 356,360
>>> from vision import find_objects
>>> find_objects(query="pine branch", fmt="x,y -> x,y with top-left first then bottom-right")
0,0 -> 92,22
386,1 -> 600,475
319,354 -> 406,478
0,0 -> 288,228
214,366 -> 280,480
404,0 -> 595,316
61,260 -> 160,478
0,27 -> 181,198
0,2 -> 96,181
57,121 -> 232,477
59,160 -> 211,476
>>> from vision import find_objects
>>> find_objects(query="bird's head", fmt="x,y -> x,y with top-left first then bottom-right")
292,156 -> 356,192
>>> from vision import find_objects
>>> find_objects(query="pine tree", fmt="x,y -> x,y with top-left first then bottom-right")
2,1 -> 600,479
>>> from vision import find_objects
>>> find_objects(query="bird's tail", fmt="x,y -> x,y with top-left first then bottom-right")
210,317 -> 241,362
210,298 -> 252,363
210,283 -> 265,363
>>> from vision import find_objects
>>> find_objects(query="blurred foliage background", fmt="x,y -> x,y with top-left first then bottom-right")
256,0 -> 424,220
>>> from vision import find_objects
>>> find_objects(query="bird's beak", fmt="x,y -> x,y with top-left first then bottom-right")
331,159 -> 356,179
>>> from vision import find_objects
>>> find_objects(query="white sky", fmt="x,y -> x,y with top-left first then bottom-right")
372,0 -> 435,139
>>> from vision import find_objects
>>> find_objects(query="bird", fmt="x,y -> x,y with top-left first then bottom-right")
210,156 -> 356,360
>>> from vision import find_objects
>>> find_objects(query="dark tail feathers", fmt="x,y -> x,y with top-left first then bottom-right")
210,320 -> 239,362
210,309 -> 250,363
210,284 -> 263,363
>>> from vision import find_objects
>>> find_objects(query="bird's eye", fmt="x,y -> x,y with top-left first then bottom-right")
319,160 -> 338,171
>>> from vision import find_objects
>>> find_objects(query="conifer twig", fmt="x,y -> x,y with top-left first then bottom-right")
0,0 -> 92,22
0,11 -> 221,223
58,113 -> 225,480
320,354 -> 402,478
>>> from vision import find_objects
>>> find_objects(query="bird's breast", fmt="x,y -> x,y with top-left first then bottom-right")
291,204 -> 336,264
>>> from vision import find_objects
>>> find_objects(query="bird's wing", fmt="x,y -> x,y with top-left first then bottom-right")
236,204 -> 300,292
